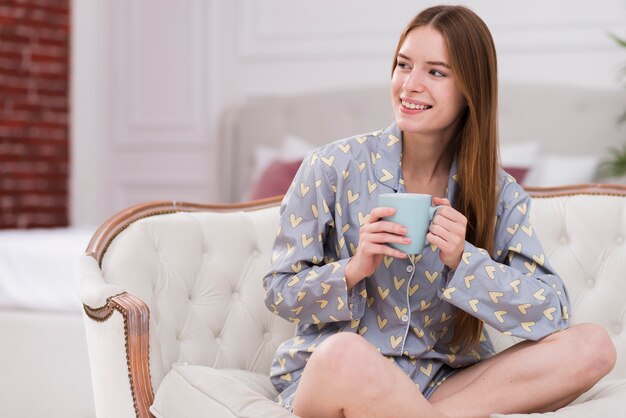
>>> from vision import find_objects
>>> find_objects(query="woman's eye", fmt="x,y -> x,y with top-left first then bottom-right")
430,69 -> 447,77
397,61 -> 410,69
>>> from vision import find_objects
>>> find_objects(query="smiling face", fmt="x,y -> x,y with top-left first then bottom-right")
391,26 -> 467,143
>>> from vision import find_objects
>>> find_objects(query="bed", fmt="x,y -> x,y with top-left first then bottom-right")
0,227 -> 96,417
218,82 -> 626,203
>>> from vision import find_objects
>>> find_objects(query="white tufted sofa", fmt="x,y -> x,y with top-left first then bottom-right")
77,185 -> 626,418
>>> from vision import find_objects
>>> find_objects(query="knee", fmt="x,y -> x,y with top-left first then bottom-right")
309,332 -> 374,373
306,332 -> 392,392
578,323 -> 617,378
559,323 -> 617,382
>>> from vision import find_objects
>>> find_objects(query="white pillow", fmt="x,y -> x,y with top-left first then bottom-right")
250,135 -> 316,180
282,134 -> 316,160
499,141 -> 541,169
524,155 -> 600,187
0,227 -> 95,312
247,135 -> 316,199
250,145 -> 281,180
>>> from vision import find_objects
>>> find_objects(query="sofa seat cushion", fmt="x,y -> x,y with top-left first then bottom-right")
150,364 -> 294,418
491,379 -> 626,418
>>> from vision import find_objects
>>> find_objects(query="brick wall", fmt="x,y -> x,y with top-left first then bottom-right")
0,0 -> 70,228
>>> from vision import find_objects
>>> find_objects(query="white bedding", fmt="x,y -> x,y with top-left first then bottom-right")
0,227 -> 95,313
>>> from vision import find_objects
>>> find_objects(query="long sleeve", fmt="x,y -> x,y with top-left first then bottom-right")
439,178 -> 570,340
263,149 -> 366,326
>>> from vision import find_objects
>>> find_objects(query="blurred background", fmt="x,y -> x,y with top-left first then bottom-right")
3,0 -> 626,230
2,1 -> 626,416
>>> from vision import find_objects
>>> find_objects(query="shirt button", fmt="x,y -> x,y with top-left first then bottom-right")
406,265 -> 414,273
401,314 -> 409,322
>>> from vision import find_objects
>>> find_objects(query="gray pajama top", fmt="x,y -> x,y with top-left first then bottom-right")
263,122 -> 570,410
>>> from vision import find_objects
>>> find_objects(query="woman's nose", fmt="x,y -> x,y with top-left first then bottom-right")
403,70 -> 425,93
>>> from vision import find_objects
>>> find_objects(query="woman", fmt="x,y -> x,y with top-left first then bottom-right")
263,5 -> 616,417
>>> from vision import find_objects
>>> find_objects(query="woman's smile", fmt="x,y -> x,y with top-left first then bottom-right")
400,98 -> 433,112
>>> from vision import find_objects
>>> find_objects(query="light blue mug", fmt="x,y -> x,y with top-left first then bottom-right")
378,193 -> 444,254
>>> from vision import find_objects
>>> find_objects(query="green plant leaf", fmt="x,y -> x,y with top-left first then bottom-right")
608,32 -> 626,48
598,144 -> 626,178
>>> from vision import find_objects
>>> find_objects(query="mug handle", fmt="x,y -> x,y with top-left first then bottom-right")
425,205 -> 445,246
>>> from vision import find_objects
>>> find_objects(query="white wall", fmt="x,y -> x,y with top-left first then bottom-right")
71,0 -> 626,225
218,0 -> 626,96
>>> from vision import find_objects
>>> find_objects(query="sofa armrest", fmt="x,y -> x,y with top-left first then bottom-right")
77,255 -> 126,308
79,255 -> 155,418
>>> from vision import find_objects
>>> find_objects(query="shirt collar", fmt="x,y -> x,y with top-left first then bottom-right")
374,122 -> 403,192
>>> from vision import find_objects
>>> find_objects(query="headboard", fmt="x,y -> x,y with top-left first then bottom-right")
218,82 -> 626,202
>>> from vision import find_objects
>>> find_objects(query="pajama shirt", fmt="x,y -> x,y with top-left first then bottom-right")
263,122 -> 570,411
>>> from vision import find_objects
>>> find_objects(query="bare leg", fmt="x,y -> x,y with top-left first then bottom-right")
429,323 -> 617,418
293,332 -> 448,418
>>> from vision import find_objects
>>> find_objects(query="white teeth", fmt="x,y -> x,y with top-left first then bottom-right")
401,100 -> 431,110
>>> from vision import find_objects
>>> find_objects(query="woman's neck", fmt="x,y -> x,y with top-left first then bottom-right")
401,132 -> 453,195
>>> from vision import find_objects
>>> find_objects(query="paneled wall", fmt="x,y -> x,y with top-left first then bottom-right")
71,0 -> 626,225
72,0 -> 216,226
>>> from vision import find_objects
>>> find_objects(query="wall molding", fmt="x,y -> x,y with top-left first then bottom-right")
238,0 -> 625,59
112,0 -> 206,148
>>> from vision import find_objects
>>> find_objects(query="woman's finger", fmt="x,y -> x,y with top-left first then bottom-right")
359,241 -> 407,259
433,206 -> 467,228
362,219 -> 407,235
432,197 -> 451,207
362,231 -> 411,246
367,206 -> 396,223
426,232 -> 455,254
431,214 -> 465,236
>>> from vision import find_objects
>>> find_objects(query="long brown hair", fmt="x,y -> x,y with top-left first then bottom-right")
392,5 -> 499,352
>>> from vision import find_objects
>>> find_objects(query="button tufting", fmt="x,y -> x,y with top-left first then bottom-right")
406,265 -> 414,273
613,325 -> 622,334
617,237 -> 624,246
401,314 -> 409,322
264,332 -> 271,341
586,279 -> 595,288
559,236 -> 568,245
232,292 -> 239,300
215,337 -> 222,345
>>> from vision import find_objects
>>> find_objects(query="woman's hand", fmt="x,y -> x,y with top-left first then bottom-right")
428,197 -> 467,270
345,207 -> 409,289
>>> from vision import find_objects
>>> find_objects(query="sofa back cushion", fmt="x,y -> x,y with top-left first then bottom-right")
528,193 -> 626,377
487,191 -> 625,380
101,205 -> 295,389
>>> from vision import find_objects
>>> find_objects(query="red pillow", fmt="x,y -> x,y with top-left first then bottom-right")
503,166 -> 529,185
249,161 -> 529,200
249,159 -> 303,200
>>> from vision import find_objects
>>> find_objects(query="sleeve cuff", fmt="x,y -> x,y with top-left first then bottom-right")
347,278 -> 366,320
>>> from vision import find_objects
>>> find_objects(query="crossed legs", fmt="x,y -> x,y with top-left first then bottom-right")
292,323 -> 616,418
